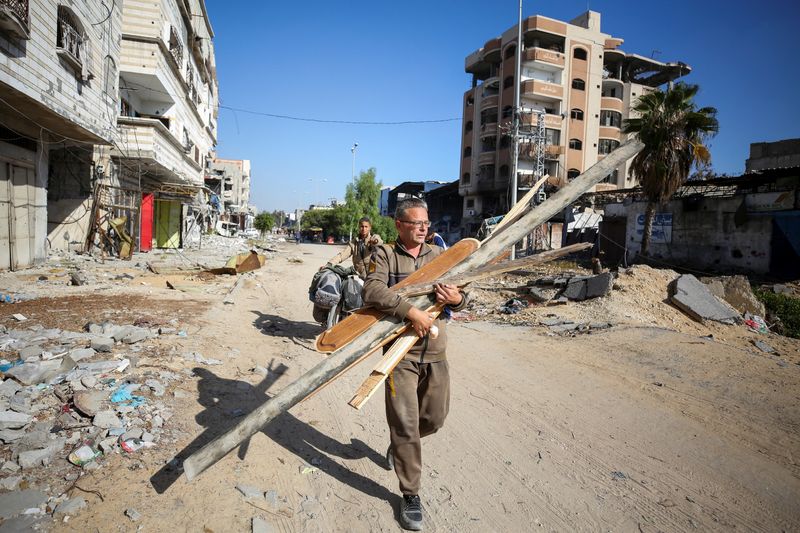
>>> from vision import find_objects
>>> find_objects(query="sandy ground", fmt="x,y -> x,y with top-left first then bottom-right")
2,242 -> 799,532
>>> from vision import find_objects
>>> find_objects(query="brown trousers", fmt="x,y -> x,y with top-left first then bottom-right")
385,359 -> 450,495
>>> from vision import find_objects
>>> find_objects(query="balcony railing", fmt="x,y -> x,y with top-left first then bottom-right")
0,0 -> 29,38
168,26 -> 183,67
57,18 -> 85,68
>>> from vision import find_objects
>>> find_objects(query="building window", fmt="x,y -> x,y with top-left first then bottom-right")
466,95 -> 474,106
598,138 -> 620,155
567,168 -> 581,180
168,25 -> 184,67
462,173 -> 471,185
573,47 -> 587,61
56,6 -> 87,72
499,165 -> 509,178
466,198 -> 475,208
571,78 -> 585,90
600,110 -> 622,128
504,45 -> 516,60
463,146 -> 472,157
569,139 -> 582,150
570,108 -> 584,121
465,121 -> 473,133
545,128 -> 560,145
503,76 -> 514,91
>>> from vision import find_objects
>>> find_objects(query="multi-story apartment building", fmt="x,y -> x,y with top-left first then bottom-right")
205,157 -> 253,232
112,0 -> 218,249
0,0 -> 122,268
459,10 -> 690,232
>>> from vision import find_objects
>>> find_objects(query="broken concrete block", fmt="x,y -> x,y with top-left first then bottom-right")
145,379 -> 165,397
18,345 -> 43,359
125,508 -> 141,522
73,391 -> 105,417
720,275 -> 765,317
122,328 -> 149,344
8,394 -> 33,415
528,287 -> 551,303
92,410 -> 122,430
0,380 -> 22,399
53,496 -> 86,516
69,348 -> 96,362
18,444 -> 62,469
236,484 -> 265,499
1,461 -> 20,473
0,410 -> 32,430
670,275 -> 740,325
0,428 -> 26,443
98,437 -> 118,455
585,272 -> 614,298
80,375 -> 97,389
0,476 -> 21,491
0,489 -> 48,519
121,428 -> 143,441
90,337 -> 114,353
70,271 -> 89,286
5,360 -> 61,386
252,516 -> 274,533
562,279 -> 588,301
751,339 -> 775,354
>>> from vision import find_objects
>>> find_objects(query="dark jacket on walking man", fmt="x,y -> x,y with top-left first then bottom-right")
362,198 -> 468,531
323,217 -> 383,278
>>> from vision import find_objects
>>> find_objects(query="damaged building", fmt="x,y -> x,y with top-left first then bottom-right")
0,0 -> 220,271
0,0 -> 122,268
204,157 -> 253,236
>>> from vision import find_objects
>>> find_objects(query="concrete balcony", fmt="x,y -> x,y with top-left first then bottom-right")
112,117 -> 202,185
480,94 -> 499,110
599,126 -> 621,140
600,96 -> 624,113
523,15 -> 567,37
478,151 -> 496,165
522,113 -> 563,128
519,144 -> 564,161
524,47 -> 565,69
521,79 -> 563,101
482,37 -> 501,63
479,122 -> 498,137
0,0 -> 29,39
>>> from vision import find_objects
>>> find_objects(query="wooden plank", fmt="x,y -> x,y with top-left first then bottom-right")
489,174 -> 549,237
181,139 -> 644,482
314,238 -> 480,353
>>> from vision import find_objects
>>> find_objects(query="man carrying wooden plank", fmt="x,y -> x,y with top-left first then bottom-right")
362,198 -> 468,531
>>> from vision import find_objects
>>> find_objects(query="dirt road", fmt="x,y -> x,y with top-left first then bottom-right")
52,242 -> 800,532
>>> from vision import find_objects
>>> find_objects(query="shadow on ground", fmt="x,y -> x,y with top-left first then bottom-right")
251,310 -> 321,340
149,361 -> 393,506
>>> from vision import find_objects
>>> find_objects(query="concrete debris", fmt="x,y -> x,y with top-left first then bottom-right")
18,439 -> 65,469
125,508 -> 142,522
252,516 -> 275,533
0,489 -> 48,519
752,339 -> 776,354
92,410 -> 123,430
11,314 -> 27,322
0,476 -> 21,491
69,348 -> 96,362
70,271 -> 90,286
186,352 -> 223,366
670,275 -> 741,325
53,496 -> 86,516
0,380 -> 22,398
236,484 -> 265,499
0,428 -> 26,443
144,379 -> 165,397
73,391 -> 105,417
499,298 -> 528,314
90,337 -> 114,353
702,275 -> 765,316
0,410 -> 33,430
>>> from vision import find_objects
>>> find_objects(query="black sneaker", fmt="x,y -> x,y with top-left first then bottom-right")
400,494 -> 423,531
386,445 -> 394,471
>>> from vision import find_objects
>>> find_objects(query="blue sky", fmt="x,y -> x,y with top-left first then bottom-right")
206,0 -> 800,212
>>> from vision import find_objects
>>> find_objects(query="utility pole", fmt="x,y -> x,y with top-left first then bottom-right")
510,0 -> 523,260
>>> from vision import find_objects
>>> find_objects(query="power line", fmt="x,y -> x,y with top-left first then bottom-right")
218,105 -> 461,125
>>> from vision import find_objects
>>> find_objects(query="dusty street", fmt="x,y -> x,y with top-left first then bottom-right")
1,240 -> 799,532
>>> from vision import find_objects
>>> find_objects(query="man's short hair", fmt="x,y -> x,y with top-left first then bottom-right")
395,198 -> 428,219
358,217 -> 371,225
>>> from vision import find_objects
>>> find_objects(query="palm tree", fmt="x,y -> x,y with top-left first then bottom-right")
622,82 -> 719,256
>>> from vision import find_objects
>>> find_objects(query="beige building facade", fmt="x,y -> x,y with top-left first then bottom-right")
459,10 -> 690,231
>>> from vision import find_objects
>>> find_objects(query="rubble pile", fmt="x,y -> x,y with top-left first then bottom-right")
0,321 -> 183,526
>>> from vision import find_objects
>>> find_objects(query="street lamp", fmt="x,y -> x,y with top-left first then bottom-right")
348,142 -> 358,242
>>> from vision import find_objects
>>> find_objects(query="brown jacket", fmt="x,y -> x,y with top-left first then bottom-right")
362,241 -> 467,362
327,234 -> 383,278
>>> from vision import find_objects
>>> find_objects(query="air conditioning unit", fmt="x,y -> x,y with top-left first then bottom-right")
467,209 -> 476,216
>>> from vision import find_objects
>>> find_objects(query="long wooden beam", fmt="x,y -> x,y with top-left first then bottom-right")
181,139 -> 644,481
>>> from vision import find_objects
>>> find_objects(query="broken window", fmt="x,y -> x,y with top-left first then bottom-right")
56,6 -> 87,75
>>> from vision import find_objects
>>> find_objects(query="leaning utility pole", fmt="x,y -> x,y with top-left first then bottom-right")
510,0 -> 523,260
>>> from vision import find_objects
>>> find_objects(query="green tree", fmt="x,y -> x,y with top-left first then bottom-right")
622,82 -> 719,256
343,167 -> 397,242
253,212 -> 275,234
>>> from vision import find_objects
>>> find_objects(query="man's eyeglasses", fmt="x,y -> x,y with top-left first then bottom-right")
398,220 -> 431,229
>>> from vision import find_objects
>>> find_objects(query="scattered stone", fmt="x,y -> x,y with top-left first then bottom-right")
70,348 -> 96,363
11,314 -> 26,322
151,415 -> 164,428
18,345 -> 43,359
670,275 -> 740,325
527,287 -> 551,303
252,516 -> 274,533
73,391 -> 105,417
125,508 -> 141,522
53,497 -> 86,516
92,410 -> 122,430
5,359 -> 67,386
751,339 -> 776,354
141,431 -> 154,443
8,393 -> 33,415
18,442 -> 63,469
70,271 -> 89,286
121,428 -> 143,441
172,390 -> 190,399
0,410 -> 32,430
236,484 -> 265,499
0,428 -> 25,443
145,379 -> 165,397
562,278 -> 588,301
90,337 -> 114,353
80,375 -> 97,389
0,380 -> 22,399
0,476 -> 21,491
585,272 -> 614,298
0,515 -> 46,532
1,461 -> 20,473
0,489 -> 47,519
122,328 -> 150,345
98,437 -> 118,454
